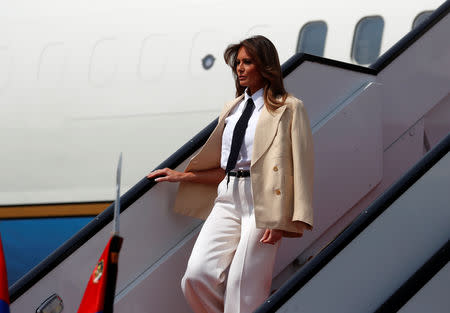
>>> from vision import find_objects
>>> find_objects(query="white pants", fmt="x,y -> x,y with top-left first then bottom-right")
181,176 -> 280,313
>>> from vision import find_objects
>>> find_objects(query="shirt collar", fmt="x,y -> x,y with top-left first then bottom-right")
244,88 -> 264,112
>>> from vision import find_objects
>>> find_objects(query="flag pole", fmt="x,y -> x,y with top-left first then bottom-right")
76,153 -> 124,313
113,153 -> 122,235
106,153 -> 123,313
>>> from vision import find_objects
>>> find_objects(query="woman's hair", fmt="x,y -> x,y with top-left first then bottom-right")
223,35 -> 287,111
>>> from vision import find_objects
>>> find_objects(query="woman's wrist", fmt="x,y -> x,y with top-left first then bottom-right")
178,169 -> 224,184
181,171 -> 195,182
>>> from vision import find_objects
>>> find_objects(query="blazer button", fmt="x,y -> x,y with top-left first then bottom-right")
275,189 -> 281,195
273,166 -> 278,172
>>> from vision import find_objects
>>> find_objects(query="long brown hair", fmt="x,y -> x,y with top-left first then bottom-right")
223,35 -> 287,111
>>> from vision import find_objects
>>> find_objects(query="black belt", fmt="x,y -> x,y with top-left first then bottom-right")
226,170 -> 250,188
228,170 -> 250,178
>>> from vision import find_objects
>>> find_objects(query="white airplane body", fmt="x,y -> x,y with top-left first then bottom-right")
0,0 -> 442,211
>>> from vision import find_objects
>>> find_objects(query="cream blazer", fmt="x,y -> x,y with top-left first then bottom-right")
173,94 -> 314,237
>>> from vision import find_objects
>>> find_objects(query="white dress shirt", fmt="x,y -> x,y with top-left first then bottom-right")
220,88 -> 264,171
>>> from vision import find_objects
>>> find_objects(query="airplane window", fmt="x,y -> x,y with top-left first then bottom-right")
138,34 -> 168,81
38,43 -> 65,86
351,16 -> 384,65
89,38 -> 118,86
412,11 -> 433,29
296,21 -> 327,56
189,31 -> 224,78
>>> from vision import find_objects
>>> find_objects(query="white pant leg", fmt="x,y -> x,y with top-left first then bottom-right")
182,178 -> 241,313
182,177 -> 280,313
224,177 -> 280,313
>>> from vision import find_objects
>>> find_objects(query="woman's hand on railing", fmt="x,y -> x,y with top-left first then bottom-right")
147,167 -> 225,184
147,168 -> 189,183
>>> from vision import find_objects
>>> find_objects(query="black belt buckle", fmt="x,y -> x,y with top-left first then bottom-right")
235,170 -> 248,177
229,170 -> 250,178
226,170 -> 250,189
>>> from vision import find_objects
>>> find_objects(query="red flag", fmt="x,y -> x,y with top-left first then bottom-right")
77,235 -> 123,313
0,234 -> 10,313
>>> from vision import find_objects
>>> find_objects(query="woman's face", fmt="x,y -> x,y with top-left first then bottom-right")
236,46 -> 264,95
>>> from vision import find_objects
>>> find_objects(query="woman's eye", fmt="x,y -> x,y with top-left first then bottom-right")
244,60 -> 252,64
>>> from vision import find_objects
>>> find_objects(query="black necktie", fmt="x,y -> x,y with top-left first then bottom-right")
225,98 -> 255,174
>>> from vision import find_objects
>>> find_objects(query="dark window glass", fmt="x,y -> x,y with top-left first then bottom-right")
296,21 -> 327,56
412,11 -> 433,29
351,16 -> 384,65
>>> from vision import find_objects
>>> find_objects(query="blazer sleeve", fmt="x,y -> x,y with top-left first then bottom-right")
290,99 -> 314,230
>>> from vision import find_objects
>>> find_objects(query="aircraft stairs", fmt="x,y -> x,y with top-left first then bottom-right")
256,133 -> 450,313
9,1 -> 450,312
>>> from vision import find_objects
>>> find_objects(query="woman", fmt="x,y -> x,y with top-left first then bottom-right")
147,35 -> 314,313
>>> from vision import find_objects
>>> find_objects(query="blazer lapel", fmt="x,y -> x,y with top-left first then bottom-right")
251,104 -> 287,167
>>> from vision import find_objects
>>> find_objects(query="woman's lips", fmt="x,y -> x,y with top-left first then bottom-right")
238,76 -> 246,80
